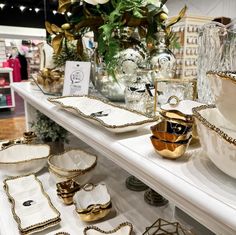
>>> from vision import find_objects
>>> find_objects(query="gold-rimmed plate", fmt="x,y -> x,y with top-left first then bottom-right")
48,96 -> 158,133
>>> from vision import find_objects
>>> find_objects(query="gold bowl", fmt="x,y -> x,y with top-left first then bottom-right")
75,202 -> 112,222
150,135 -> 192,159
56,180 -> 80,194
150,120 -> 192,142
56,180 -> 80,205
73,184 -> 112,222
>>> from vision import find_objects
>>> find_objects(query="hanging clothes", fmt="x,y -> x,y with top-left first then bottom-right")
17,54 -> 28,80
8,58 -> 22,82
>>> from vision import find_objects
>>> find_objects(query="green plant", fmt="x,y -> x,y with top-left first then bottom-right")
31,111 -> 69,143
45,0 -> 186,75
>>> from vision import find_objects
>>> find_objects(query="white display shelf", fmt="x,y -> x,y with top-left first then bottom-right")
0,140 -> 183,235
11,82 -> 236,235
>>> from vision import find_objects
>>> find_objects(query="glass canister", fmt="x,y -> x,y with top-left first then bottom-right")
197,21 -> 236,104
125,70 -> 155,116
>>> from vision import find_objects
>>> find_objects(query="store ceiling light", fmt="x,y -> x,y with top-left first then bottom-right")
35,8 -> 40,13
19,6 -> 26,11
67,12 -> 72,16
0,3 -> 5,9
29,8 -> 32,11
52,10 -> 57,15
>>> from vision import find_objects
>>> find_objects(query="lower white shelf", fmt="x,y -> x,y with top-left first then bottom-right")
0,139 -> 213,235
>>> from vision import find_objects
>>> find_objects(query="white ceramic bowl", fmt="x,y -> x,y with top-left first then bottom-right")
207,71 -> 236,126
74,183 -> 111,221
193,105 -> 236,178
48,149 -> 97,183
0,144 -> 50,176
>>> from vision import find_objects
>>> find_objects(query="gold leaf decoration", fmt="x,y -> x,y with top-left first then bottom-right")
52,34 -> 64,55
51,24 -> 63,34
166,5 -> 187,29
58,0 -> 71,14
45,21 -> 53,34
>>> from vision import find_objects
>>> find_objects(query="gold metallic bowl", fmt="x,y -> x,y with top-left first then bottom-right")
75,202 -> 112,222
150,135 -> 192,159
150,121 -> 192,142
56,180 -> 80,194
57,193 -> 74,205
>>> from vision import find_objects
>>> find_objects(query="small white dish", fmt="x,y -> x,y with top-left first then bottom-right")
0,144 -> 50,176
193,105 -> 236,178
83,222 -> 133,235
74,183 -> 111,221
48,96 -> 158,133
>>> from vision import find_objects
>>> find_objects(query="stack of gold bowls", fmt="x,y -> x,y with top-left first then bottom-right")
56,180 -> 80,205
150,120 -> 192,159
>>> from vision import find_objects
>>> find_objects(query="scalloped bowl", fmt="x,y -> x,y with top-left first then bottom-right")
150,135 -> 192,160
207,71 -> 236,126
150,120 -> 192,142
74,184 -> 111,222
48,149 -> 97,183
193,105 -> 236,178
0,144 -> 50,176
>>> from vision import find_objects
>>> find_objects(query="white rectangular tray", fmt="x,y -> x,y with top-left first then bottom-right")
48,96 -> 158,133
4,174 -> 61,234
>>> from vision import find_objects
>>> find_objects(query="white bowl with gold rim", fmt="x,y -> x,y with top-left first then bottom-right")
74,183 -> 111,222
48,149 -> 97,183
207,71 -> 236,126
0,144 -> 50,176
193,105 -> 236,178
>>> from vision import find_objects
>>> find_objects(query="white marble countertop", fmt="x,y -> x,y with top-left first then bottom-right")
10,82 -> 236,235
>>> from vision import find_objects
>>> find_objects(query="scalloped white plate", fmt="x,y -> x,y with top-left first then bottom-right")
48,96 -> 158,133
84,222 -> 133,235
4,174 -> 61,234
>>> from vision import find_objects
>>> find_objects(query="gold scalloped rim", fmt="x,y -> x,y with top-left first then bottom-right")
3,174 -> 61,233
207,71 -> 236,84
83,222 -> 133,235
0,144 -> 50,164
48,95 -> 159,129
48,148 -> 97,174
192,104 -> 236,146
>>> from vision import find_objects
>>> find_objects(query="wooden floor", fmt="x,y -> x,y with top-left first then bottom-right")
0,116 -> 26,140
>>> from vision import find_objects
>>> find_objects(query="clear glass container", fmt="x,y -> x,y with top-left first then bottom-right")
197,21 -> 236,104
125,70 -> 155,116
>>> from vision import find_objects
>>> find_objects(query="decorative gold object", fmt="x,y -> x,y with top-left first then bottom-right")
56,180 -> 80,205
23,131 -> 37,144
150,135 -> 192,159
143,218 -> 193,235
32,68 -> 64,95
83,222 -> 133,235
74,183 -> 112,222
150,120 -> 192,142
4,174 -> 61,235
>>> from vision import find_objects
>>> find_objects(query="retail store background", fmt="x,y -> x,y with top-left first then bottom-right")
0,0 -> 235,141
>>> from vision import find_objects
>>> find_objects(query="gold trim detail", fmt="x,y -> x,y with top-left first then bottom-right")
48,95 -> 159,130
192,104 -> 236,146
207,71 -> 236,84
0,144 -> 50,165
48,148 -> 97,174
3,174 -> 61,234
83,222 -> 133,235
